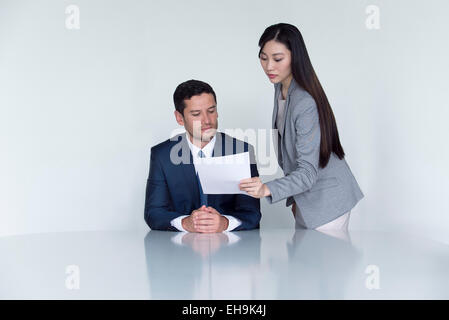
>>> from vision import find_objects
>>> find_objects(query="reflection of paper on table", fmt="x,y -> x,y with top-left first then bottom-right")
195,152 -> 251,194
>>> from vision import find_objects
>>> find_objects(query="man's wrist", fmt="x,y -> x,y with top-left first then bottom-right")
221,216 -> 229,231
181,216 -> 191,232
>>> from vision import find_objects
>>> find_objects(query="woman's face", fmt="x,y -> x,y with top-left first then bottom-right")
259,40 -> 292,84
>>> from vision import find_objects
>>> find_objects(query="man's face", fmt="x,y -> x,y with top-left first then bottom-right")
175,93 -> 218,144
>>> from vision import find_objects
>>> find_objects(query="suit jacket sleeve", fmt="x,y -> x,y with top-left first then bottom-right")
265,96 -> 321,204
223,144 -> 262,231
144,147 -> 183,231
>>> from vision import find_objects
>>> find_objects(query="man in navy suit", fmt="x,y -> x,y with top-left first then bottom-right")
144,79 -> 261,232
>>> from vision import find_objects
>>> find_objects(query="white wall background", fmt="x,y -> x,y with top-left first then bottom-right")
1,0 -> 448,243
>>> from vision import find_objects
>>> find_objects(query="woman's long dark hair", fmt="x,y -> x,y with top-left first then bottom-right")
259,23 -> 345,168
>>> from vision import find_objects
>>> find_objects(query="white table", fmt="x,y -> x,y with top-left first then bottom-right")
1,228 -> 448,299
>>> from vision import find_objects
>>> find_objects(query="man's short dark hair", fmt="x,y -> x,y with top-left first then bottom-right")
173,79 -> 217,116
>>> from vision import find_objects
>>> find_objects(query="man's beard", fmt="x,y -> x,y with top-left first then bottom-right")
190,121 -> 218,142
187,127 -> 217,145
200,128 -> 217,141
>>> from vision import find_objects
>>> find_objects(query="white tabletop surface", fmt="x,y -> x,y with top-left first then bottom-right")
1,228 -> 448,299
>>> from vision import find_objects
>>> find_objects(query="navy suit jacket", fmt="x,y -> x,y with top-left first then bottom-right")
144,132 -> 261,231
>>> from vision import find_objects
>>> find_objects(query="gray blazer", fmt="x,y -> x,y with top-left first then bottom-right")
265,80 -> 364,229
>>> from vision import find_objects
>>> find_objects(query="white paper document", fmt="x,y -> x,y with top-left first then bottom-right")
195,152 -> 251,194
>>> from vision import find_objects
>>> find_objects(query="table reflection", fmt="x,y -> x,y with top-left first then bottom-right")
143,230 -> 261,299
277,228 -> 362,299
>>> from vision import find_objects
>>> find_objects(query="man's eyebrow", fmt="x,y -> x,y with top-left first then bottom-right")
208,105 -> 216,109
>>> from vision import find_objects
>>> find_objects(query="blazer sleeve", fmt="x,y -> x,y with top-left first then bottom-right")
223,144 -> 262,231
144,147 -> 183,231
265,97 -> 321,204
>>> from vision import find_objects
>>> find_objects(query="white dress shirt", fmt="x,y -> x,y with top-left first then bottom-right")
170,133 -> 242,232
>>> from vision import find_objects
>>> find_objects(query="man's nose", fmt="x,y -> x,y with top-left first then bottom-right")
202,112 -> 212,125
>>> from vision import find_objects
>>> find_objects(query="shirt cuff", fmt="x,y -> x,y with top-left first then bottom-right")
223,215 -> 242,231
170,215 -> 189,232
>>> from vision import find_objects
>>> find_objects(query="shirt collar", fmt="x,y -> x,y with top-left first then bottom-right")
186,132 -> 216,159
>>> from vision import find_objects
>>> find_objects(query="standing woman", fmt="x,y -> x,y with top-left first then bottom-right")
239,23 -> 364,230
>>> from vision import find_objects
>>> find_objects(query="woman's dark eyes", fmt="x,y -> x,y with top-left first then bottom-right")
260,57 -> 283,62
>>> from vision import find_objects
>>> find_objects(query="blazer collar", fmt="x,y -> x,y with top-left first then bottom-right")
272,79 -> 300,132
275,78 -> 299,98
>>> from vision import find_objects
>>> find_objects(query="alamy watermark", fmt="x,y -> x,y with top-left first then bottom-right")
168,124 -> 280,176
65,5 -> 80,30
65,264 -> 80,290
365,264 -> 380,290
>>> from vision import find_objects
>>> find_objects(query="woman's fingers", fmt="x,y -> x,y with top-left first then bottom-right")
239,182 -> 262,190
239,177 -> 262,187
239,186 -> 258,193
239,177 -> 263,194
243,189 -> 261,198
239,178 -> 254,184
239,182 -> 256,188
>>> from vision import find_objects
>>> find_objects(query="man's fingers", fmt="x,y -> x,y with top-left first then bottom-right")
192,207 -> 210,216
195,221 -> 216,228
195,215 -> 215,220
196,223 -> 217,230
194,215 -> 216,223
193,214 -> 217,228
205,206 -> 219,214
195,212 -> 215,219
